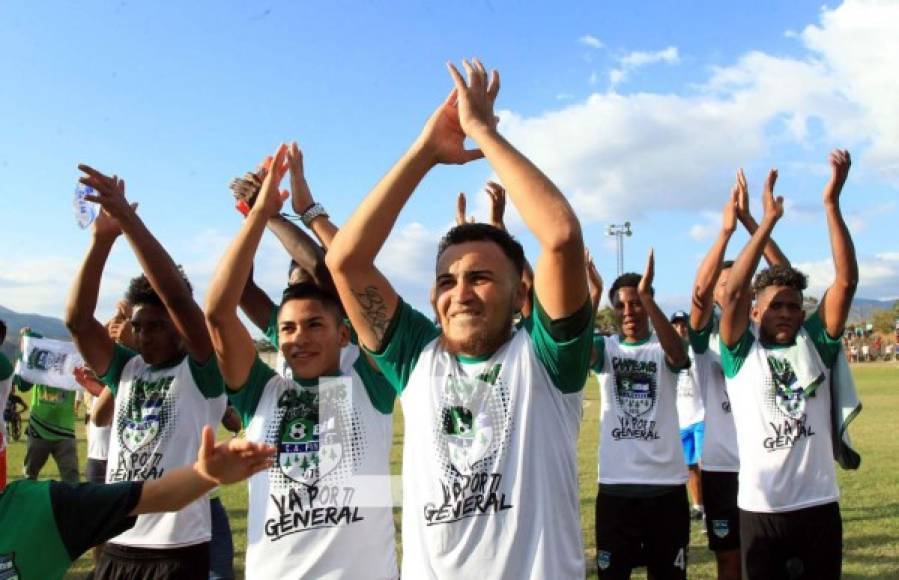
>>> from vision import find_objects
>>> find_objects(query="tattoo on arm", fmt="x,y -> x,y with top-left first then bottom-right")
353,286 -> 390,344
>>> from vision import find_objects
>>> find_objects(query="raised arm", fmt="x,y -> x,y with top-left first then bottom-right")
65,204 -> 126,375
447,60 -> 587,318
586,250 -> 603,315
326,81 -> 484,351
689,186 -> 738,331
239,270 -> 277,335
78,166 -> 212,362
206,145 -> 290,390
818,150 -> 857,337
719,170 -> 784,347
735,168 -> 790,268
638,250 -> 688,368
287,142 -> 340,251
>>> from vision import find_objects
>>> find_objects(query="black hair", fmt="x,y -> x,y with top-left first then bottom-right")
0,320 -> 6,344
752,265 -> 808,293
722,260 -> 735,269
436,223 -> 525,277
125,267 -> 192,308
280,282 -> 345,320
608,272 -> 653,305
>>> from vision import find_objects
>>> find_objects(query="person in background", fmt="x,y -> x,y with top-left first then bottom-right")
671,310 -> 705,523
0,320 -> 13,492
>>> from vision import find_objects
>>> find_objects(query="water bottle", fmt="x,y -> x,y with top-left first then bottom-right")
74,183 -> 99,229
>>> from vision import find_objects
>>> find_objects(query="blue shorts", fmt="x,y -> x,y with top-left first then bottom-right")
680,421 -> 704,466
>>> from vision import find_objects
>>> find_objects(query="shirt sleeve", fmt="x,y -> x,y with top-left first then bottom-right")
352,353 -> 397,415
524,295 -> 594,394
590,334 -> 606,374
719,329 -> 755,379
98,343 -> 139,396
228,355 -> 277,427
365,299 -> 441,394
189,355 -> 226,398
803,310 -> 843,369
0,353 -> 12,381
49,480 -> 143,561
688,314 -> 714,354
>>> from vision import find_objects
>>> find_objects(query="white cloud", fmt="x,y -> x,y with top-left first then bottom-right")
795,252 -> 899,301
579,35 -> 604,49
688,211 -> 725,241
609,46 -> 679,87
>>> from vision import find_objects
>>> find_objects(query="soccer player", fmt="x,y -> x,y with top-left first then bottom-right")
671,310 -> 705,521
205,145 -> 398,579
65,167 -> 227,579
718,150 -> 856,580
326,60 -> 593,579
689,170 -> 790,580
591,252 -> 691,579
0,425 -> 273,580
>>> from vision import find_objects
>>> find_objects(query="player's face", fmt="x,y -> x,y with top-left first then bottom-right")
278,298 -> 348,380
713,266 -> 732,308
672,320 -> 689,340
131,304 -> 184,365
434,241 -> 525,357
752,285 -> 805,344
613,286 -> 650,341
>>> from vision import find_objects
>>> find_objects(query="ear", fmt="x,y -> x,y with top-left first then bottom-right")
338,320 -> 351,348
429,284 -> 438,317
751,303 -> 761,323
513,278 -> 528,313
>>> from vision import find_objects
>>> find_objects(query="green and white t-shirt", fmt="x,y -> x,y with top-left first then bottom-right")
369,297 -> 593,580
0,354 -> 12,452
19,383 -> 76,441
0,478 -> 142,579
720,311 -> 842,513
689,315 -> 739,472
592,334 -> 688,485
229,347 -> 398,580
100,344 -> 226,548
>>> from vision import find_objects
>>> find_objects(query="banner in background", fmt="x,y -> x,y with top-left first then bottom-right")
14,336 -> 84,391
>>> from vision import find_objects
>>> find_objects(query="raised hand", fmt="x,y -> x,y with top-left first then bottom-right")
456,192 -> 475,225
78,165 -> 140,238
287,141 -> 315,215
824,149 -> 851,205
638,248 -> 655,297
195,425 -> 275,485
761,169 -> 784,222
446,59 -> 500,138
73,366 -> 105,397
586,249 -> 603,311
254,144 -> 290,219
734,168 -> 752,223
486,181 -> 506,230
417,87 -> 485,166
723,184 -> 739,235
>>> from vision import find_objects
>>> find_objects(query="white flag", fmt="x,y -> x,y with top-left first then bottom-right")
14,336 -> 84,391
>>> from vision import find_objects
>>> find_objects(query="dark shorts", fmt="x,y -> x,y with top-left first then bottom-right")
595,485 -> 689,579
740,502 -> 842,580
85,458 -> 108,484
95,541 -> 211,580
701,470 -> 740,552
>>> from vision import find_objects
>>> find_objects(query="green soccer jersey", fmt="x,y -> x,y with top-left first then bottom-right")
18,383 -> 76,441
0,479 -> 141,579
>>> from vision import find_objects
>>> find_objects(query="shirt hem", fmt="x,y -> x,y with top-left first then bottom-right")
737,494 -> 840,514
109,535 -> 212,549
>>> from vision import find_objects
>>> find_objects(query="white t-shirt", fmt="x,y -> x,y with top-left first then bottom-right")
370,299 -> 593,580
689,316 -> 739,472
675,347 -> 705,428
721,312 -> 842,513
592,334 -> 688,485
87,421 -> 112,460
101,345 -> 227,547
230,347 -> 398,580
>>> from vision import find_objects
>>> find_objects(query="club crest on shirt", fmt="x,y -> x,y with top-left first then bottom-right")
597,550 -> 612,570
119,375 -> 174,453
0,553 -> 19,580
766,356 -> 809,419
276,385 -> 344,485
439,364 -> 504,476
612,357 -> 658,419
712,519 -> 730,538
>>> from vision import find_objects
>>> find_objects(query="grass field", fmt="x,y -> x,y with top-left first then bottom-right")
7,363 -> 896,579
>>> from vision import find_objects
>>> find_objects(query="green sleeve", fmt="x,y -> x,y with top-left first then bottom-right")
228,355 -> 277,427
189,356 -> 226,398
98,343 -> 138,396
803,310 -> 843,369
0,353 -> 12,381
50,480 -> 142,561
365,299 -> 440,394
719,330 -> 755,379
525,296 -> 594,394
590,334 -> 606,373
265,305 -> 279,347
688,315 -> 714,354
353,353 -> 396,415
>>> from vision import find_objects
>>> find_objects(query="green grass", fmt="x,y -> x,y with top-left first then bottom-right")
7,363 -> 897,578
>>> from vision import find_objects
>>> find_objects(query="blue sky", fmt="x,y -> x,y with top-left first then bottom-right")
1,0 -> 897,327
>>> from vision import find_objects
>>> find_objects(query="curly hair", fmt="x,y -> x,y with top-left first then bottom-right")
608,272 -> 653,305
125,267 -> 193,307
752,264 -> 808,293
436,223 -> 525,277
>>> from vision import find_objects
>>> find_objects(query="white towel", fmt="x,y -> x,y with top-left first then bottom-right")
830,345 -> 862,470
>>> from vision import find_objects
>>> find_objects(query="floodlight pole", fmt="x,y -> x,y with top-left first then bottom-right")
605,222 -> 633,276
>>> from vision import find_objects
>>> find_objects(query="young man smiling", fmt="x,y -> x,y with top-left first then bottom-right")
205,145 -> 398,580
326,60 -> 593,579
718,150 -> 857,580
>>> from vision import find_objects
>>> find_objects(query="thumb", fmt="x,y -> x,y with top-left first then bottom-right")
280,190 -> 290,202
199,425 -> 215,461
459,148 -> 485,164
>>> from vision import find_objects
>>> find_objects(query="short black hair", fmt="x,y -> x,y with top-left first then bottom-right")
0,320 -> 6,344
436,223 -> 525,277
125,267 -> 193,308
722,260 -> 735,269
280,282 -> 345,320
608,272 -> 653,305
752,265 -> 808,293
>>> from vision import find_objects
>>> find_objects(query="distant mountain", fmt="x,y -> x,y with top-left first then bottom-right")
0,305 -> 70,360
849,298 -> 897,323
